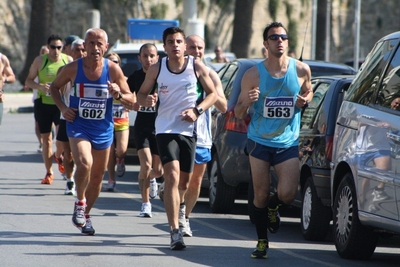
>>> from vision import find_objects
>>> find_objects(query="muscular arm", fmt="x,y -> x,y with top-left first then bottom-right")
209,69 -> 227,113
137,63 -> 159,107
296,61 -> 313,105
25,56 -> 48,93
234,67 -> 260,120
195,60 -> 217,111
1,55 -> 15,84
108,63 -> 134,107
50,62 -> 77,122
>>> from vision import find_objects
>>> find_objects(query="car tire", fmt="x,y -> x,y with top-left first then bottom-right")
333,173 -> 378,260
301,176 -> 331,241
208,154 -> 236,213
247,174 -> 255,224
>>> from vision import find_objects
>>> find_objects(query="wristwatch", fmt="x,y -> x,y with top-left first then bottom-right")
115,92 -> 123,100
195,106 -> 204,116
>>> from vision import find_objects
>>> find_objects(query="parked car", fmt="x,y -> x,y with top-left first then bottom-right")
331,31 -> 400,260
109,42 -> 166,148
208,58 -> 356,214
293,75 -> 354,241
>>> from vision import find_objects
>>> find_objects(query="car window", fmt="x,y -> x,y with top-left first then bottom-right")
119,52 -> 167,77
346,39 -> 397,105
219,63 -> 238,99
301,82 -> 330,129
376,45 -> 400,110
310,67 -> 355,77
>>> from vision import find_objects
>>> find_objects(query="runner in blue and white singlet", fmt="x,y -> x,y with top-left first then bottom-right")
67,58 -> 114,150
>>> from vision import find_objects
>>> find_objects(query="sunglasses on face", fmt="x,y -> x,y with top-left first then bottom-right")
110,59 -> 119,64
267,34 -> 289,41
50,45 -> 62,50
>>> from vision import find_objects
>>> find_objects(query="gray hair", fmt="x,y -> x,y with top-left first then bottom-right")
84,28 -> 108,43
71,39 -> 84,50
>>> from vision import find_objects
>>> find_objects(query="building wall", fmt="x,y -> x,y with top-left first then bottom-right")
1,0 -> 399,75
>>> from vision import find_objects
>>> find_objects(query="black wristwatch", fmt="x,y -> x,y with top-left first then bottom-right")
194,106 -> 204,116
115,92 -> 123,100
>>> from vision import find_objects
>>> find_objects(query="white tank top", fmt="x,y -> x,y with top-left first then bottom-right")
195,66 -> 212,148
155,55 -> 201,137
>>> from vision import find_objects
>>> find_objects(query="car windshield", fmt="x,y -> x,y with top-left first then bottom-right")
118,52 -> 167,77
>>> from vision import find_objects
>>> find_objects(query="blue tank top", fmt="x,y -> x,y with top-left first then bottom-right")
247,57 -> 301,148
67,58 -> 114,144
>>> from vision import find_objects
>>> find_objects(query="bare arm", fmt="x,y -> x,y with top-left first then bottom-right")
137,63 -> 159,107
209,69 -> 227,113
195,60 -> 217,112
295,61 -> 313,108
234,66 -> 260,119
50,62 -> 77,122
1,55 -> 15,83
25,56 -> 49,94
107,62 -> 134,107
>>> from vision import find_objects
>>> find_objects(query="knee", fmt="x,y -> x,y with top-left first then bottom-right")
279,192 -> 296,205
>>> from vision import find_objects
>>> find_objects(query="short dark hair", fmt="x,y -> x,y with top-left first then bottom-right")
139,43 -> 158,55
263,22 -> 288,41
47,34 -> 63,45
162,27 -> 185,45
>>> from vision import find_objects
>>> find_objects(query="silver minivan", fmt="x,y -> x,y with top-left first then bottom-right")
331,31 -> 400,260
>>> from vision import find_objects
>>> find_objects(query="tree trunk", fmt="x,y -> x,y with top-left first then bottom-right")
231,0 -> 256,58
18,0 -> 54,83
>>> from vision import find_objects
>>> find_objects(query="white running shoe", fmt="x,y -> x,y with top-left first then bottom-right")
139,202 -> 152,218
149,178 -> 158,199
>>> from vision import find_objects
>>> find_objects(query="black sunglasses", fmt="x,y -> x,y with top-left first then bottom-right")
111,60 -> 119,64
267,34 -> 289,41
50,45 -> 62,50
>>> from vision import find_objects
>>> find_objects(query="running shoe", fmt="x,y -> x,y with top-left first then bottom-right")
158,182 -> 165,202
64,180 -> 75,195
41,173 -> 54,184
116,158 -> 125,177
106,180 -> 116,192
139,202 -> 152,218
149,178 -> 158,199
37,144 -> 42,153
182,218 -> 193,237
53,153 -> 65,174
178,204 -> 188,233
251,239 -> 268,259
72,200 -> 86,228
267,206 -> 281,234
80,214 -> 95,235
170,229 -> 186,250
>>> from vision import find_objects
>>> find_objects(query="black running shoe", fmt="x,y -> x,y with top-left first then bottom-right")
251,239 -> 268,259
81,215 -> 95,235
170,229 -> 186,250
267,206 -> 281,233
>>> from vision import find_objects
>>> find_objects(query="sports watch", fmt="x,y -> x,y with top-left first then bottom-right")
195,106 -> 204,116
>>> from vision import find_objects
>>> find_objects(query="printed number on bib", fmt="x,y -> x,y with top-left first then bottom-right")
139,106 -> 156,113
113,104 -> 125,118
79,98 -> 106,120
263,96 -> 295,119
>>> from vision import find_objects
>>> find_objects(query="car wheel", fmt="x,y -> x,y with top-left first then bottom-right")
247,174 -> 255,224
208,154 -> 236,213
301,176 -> 331,241
333,173 -> 378,260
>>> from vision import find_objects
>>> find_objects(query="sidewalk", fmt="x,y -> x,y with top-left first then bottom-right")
2,92 -> 33,113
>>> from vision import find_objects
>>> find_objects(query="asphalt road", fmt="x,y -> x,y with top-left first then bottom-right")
1,112 -> 399,267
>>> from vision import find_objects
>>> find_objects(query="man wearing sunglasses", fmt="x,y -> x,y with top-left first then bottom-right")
235,22 -> 313,259
25,34 -> 73,185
